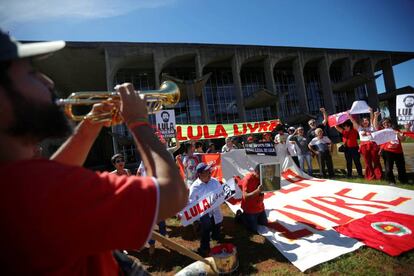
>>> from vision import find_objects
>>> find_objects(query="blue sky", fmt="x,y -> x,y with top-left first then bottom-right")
1,0 -> 413,92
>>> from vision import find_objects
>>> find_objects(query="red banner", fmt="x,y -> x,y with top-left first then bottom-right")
200,153 -> 222,182
176,119 -> 281,141
176,153 -> 223,183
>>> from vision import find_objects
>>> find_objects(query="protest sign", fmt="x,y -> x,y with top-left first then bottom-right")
155,109 -> 176,138
396,94 -> 414,125
260,163 -> 281,191
179,183 -> 235,226
371,128 -> 398,145
244,142 -> 276,156
328,111 -> 350,127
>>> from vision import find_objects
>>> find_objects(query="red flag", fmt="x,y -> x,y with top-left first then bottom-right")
200,153 -> 222,182
328,111 -> 350,127
335,211 -> 414,256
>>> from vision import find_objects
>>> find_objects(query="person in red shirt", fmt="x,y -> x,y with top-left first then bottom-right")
237,164 -> 268,233
376,118 -> 408,185
335,120 -> 363,178
0,30 -> 187,275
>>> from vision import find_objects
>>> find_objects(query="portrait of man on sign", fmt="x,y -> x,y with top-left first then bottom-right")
403,95 -> 414,108
259,163 -> 281,191
161,111 -> 170,122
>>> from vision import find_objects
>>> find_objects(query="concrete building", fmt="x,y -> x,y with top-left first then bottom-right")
37,41 -> 414,169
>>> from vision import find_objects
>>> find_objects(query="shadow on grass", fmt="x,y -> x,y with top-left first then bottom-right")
130,215 -> 291,275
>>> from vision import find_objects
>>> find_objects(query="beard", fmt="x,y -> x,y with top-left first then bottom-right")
5,86 -> 73,142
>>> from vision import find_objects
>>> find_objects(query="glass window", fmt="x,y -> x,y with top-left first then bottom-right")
204,68 -> 239,123
274,69 -> 299,118
304,68 -> 324,115
240,67 -> 273,122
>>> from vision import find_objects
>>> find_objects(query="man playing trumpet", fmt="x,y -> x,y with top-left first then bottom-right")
0,30 -> 187,274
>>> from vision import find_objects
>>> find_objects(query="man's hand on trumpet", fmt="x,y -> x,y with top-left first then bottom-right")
85,102 -> 117,127
116,83 -> 148,125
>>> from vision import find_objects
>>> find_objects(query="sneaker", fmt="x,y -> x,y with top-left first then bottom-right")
388,182 -> 396,186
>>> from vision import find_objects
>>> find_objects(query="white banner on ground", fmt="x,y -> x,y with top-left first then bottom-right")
371,128 -> 398,145
396,94 -> 414,124
223,150 -> 414,272
349,100 -> 371,114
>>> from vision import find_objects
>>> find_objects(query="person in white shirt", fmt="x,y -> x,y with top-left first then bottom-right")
347,109 -> 382,180
274,132 -> 289,163
188,163 -> 223,257
221,137 -> 238,152
308,128 -> 335,178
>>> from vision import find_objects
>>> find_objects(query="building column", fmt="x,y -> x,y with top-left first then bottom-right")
318,56 -> 336,113
382,58 -> 397,121
342,57 -> 355,107
382,58 -> 396,92
153,55 -> 161,87
364,59 -> 379,111
232,55 -> 246,121
196,54 -> 209,123
292,55 -> 309,114
104,49 -> 119,154
264,57 -> 278,117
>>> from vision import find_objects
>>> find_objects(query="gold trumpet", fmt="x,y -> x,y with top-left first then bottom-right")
56,81 -> 180,124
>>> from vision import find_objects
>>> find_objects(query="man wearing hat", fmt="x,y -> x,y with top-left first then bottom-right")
188,162 -> 223,257
0,30 -> 188,274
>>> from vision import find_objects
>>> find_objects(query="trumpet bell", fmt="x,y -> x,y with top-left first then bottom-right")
56,81 -> 180,124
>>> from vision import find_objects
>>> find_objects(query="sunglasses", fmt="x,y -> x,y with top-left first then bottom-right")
115,159 -> 125,163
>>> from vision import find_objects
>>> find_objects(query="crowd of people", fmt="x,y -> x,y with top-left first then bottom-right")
1,30 -> 412,274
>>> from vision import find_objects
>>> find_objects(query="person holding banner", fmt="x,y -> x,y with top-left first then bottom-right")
334,120 -> 363,178
237,164 -> 267,233
188,163 -> 223,257
375,118 -> 408,185
347,110 -> 382,180
222,137 -> 238,152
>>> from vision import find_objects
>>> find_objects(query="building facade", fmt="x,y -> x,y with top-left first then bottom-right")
38,41 -> 414,169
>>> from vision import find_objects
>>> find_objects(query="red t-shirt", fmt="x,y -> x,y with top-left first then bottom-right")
0,159 -> 158,275
240,173 -> 264,214
381,130 -> 403,154
342,128 -> 359,148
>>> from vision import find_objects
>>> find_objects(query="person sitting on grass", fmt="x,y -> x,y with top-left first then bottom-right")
308,128 -> 335,178
236,164 -> 267,233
